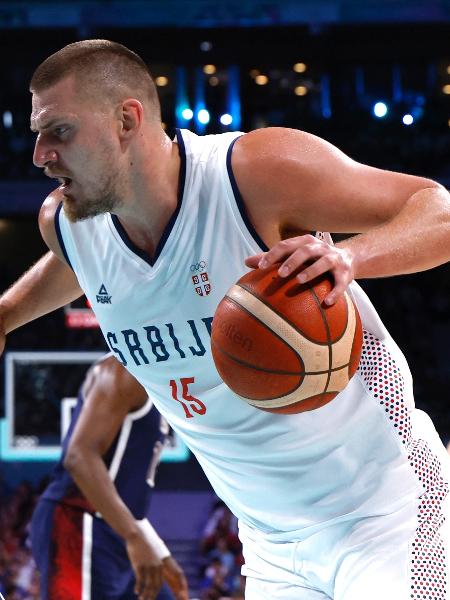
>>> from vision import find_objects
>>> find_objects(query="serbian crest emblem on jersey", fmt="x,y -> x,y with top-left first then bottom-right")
191,260 -> 211,296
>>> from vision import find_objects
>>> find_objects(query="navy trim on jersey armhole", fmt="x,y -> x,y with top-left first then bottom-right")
226,136 -> 269,252
110,129 -> 187,267
54,202 -> 73,270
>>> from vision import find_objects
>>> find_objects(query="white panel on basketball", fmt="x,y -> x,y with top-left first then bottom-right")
327,293 -> 357,368
225,285 -> 357,408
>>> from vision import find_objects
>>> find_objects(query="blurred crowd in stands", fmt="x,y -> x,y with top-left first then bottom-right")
0,478 -> 43,599
198,500 -> 245,600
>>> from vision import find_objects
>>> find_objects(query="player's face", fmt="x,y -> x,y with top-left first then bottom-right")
31,76 -> 125,222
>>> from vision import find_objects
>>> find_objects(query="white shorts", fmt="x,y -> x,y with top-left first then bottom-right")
240,410 -> 450,600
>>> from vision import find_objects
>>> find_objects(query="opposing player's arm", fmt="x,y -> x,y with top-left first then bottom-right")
64,356 -> 188,600
64,355 -> 148,538
233,127 -> 450,302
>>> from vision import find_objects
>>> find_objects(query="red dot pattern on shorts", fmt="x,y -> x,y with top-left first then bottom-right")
410,531 -> 447,599
359,330 -> 448,599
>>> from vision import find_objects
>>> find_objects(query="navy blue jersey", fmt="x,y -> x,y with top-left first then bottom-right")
41,391 -> 167,519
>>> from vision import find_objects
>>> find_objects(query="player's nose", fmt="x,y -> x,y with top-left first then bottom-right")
33,137 -> 57,168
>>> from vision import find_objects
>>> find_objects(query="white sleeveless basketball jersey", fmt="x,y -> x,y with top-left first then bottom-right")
56,128 -> 449,543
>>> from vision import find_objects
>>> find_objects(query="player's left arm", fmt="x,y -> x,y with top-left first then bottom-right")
233,127 -> 450,304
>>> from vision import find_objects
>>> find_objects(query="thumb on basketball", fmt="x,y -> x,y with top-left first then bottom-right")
245,252 -> 266,269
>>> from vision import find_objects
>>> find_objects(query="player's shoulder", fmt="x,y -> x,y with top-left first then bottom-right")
88,354 -> 148,409
231,126 -> 348,201
39,187 -> 64,226
38,187 -> 66,257
234,126 -> 308,154
231,127 -> 308,185
94,354 -> 129,379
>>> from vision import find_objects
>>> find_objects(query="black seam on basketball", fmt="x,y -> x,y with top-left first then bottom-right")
310,287 -> 332,394
223,294 -> 305,368
320,296 -> 349,344
212,338 -> 350,402
236,282 -> 331,346
211,337 -> 350,377
212,338 -> 302,400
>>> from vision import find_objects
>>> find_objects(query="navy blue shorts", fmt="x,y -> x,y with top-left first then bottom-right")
30,499 -> 175,600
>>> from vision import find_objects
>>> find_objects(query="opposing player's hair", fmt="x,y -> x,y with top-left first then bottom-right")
30,39 -> 161,120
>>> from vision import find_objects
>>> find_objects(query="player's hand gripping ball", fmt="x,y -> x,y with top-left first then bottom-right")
211,265 -> 363,413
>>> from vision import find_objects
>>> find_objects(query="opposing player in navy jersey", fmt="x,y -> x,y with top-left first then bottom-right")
1,39 -> 450,599
30,354 -> 189,600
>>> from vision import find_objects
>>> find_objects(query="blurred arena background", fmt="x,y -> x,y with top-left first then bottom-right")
1,1 -> 450,597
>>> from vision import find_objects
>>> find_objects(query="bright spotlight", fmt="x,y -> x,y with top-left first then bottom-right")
220,113 -> 233,126
2,110 -> 12,128
198,109 -> 210,124
373,102 -> 388,118
181,108 -> 193,120
402,114 -> 414,125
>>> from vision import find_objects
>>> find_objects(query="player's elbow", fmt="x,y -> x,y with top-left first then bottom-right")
63,445 -> 85,474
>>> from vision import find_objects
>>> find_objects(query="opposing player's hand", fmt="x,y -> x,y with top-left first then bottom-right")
245,234 -> 355,305
126,531 -> 164,600
163,556 -> 190,600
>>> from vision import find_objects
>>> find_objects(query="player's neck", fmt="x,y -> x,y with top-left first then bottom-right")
111,131 -> 181,260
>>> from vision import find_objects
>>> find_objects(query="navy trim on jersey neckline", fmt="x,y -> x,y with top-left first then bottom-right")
110,128 -> 187,267
226,136 -> 269,252
54,202 -> 73,270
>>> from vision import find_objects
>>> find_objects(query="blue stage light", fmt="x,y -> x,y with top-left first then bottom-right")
181,108 -> 193,120
2,111 -> 12,128
198,109 -> 210,124
402,114 -> 414,125
220,113 -> 233,126
373,102 -> 388,118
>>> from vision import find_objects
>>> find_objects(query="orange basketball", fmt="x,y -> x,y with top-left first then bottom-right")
211,265 -> 363,413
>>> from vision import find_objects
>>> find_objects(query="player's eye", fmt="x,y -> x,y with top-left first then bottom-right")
54,126 -> 69,137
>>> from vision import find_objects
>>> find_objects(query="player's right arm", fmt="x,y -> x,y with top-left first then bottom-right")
0,190 -> 83,353
64,357 -> 189,600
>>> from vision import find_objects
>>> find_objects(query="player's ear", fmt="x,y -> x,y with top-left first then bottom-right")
118,99 -> 143,141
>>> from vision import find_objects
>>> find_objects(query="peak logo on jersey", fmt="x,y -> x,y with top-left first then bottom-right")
96,284 -> 112,304
190,260 -> 211,297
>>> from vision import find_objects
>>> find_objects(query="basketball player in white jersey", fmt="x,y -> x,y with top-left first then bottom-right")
1,39 -> 450,599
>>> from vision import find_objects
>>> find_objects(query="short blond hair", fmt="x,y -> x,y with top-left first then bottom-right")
30,39 -> 161,119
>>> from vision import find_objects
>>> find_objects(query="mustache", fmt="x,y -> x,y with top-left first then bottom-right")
44,167 -> 72,180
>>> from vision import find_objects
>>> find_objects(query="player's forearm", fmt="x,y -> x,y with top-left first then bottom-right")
64,450 -> 141,541
338,185 -> 450,279
0,252 -> 83,334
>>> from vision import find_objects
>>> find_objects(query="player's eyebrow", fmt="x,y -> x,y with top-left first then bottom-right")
30,117 -> 62,133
